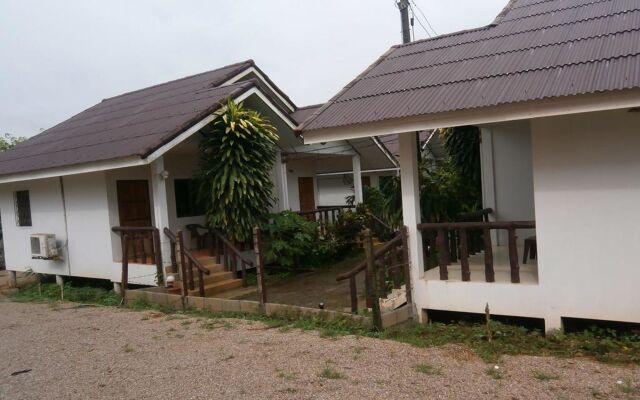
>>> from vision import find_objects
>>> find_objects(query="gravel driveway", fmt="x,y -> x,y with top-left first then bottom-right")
0,301 -> 638,399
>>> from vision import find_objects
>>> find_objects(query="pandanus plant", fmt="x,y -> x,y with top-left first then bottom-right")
198,100 -> 279,243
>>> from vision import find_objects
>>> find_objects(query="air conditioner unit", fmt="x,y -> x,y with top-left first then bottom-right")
30,234 -> 58,259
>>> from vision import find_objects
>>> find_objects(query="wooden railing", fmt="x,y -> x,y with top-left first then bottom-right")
210,228 -> 254,287
417,220 -> 535,283
296,205 -> 355,236
111,226 -> 164,295
163,228 -> 212,297
183,224 -> 253,287
336,227 -> 411,320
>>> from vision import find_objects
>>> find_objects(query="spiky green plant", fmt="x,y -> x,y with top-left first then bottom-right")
198,100 -> 279,242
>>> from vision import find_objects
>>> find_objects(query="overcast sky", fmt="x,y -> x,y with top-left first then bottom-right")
0,0 -> 506,137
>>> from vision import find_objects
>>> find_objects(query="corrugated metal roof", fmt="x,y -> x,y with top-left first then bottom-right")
290,104 -> 323,125
0,60 -> 296,176
300,0 -> 640,133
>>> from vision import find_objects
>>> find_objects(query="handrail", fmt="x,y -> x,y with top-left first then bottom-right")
337,228 -> 410,315
418,221 -> 534,230
187,224 -> 253,287
163,227 -> 210,297
336,234 -> 402,282
417,220 -> 535,283
457,208 -> 493,222
111,226 -> 163,298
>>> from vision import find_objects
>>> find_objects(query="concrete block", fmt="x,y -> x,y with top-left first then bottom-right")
186,296 -> 204,310
222,299 -> 241,313
147,292 -> 168,307
203,297 -> 223,313
239,300 -> 260,314
166,294 -> 183,310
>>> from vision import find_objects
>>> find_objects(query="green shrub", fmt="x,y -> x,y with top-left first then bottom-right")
198,100 -> 278,242
263,211 -> 318,268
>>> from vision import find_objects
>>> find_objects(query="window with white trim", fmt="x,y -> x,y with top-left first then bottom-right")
14,190 -> 32,227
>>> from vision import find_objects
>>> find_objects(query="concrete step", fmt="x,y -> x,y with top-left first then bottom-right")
188,278 -> 244,297
192,271 -> 234,285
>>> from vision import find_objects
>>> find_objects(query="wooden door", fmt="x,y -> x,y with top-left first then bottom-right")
116,180 -> 152,227
298,177 -> 316,211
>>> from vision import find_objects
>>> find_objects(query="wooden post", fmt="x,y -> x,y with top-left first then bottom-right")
349,277 -> 358,314
253,227 -> 267,308
436,228 -> 449,280
178,231 -> 194,291
483,228 -> 495,282
152,229 -> 163,285
400,226 -> 412,305
364,229 -> 382,330
169,233 -> 178,274
198,267 -> 205,297
121,233 -> 130,300
177,230 -> 189,297
508,227 -> 520,283
459,228 -> 470,281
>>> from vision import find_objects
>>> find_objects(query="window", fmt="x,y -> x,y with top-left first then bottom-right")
14,190 -> 32,227
174,179 -> 205,218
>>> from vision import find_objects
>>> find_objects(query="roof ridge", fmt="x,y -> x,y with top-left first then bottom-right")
385,8 -> 640,61
360,28 -> 640,81
101,59 -> 253,102
491,0 -> 519,24
294,103 -> 324,111
500,0 -> 615,23
334,52 -> 640,104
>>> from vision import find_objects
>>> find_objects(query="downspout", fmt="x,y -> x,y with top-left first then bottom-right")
59,176 -> 71,275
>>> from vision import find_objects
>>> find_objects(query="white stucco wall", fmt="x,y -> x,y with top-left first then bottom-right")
480,121 -> 535,244
531,108 -> 640,324
413,109 -> 640,329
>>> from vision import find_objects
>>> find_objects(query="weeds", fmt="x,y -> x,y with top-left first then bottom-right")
414,363 -> 442,375
485,366 -> 503,380
12,282 -> 640,366
319,367 -> 344,379
533,370 -> 560,381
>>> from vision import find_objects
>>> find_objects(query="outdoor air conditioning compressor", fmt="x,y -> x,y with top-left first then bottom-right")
30,234 -> 59,260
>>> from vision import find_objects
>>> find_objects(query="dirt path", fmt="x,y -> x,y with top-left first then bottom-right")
0,301 -> 638,399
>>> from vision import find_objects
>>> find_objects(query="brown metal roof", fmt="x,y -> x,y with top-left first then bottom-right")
290,104 -> 323,125
300,0 -> 640,133
0,60 -> 288,177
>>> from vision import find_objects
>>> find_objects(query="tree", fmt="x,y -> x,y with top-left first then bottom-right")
197,100 -> 279,243
0,133 -> 26,151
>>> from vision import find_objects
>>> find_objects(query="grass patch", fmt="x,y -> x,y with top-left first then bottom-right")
12,282 -> 640,366
485,366 -> 503,380
617,380 -> 638,395
414,363 -> 442,375
319,367 -> 344,379
532,370 -> 560,381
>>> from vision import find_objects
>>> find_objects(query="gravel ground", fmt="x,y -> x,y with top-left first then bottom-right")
0,301 -> 638,400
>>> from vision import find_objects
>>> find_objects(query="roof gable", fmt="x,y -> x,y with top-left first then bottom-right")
0,60 -> 297,177
300,0 -> 640,132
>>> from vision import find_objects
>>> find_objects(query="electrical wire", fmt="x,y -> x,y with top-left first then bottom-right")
409,4 -> 432,38
410,0 -> 438,36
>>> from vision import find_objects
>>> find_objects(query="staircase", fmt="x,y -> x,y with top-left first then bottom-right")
164,228 -> 253,298
183,250 -> 243,296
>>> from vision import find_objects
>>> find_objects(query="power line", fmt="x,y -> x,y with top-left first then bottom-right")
410,0 -> 438,36
409,4 -> 432,38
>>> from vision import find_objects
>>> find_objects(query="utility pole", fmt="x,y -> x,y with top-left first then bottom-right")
397,0 -> 411,44
397,0 -> 422,163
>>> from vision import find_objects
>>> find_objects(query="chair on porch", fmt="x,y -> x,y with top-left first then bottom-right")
523,235 -> 537,264
185,224 -> 213,250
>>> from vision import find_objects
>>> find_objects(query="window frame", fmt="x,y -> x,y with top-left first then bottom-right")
14,190 -> 32,227
174,179 -> 205,218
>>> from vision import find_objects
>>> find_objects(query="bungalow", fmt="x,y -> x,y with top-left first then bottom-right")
298,0 -> 640,330
0,60 -> 395,287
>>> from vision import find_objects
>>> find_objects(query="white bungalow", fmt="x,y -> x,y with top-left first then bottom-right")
298,0 -> 640,330
0,60 -> 396,287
